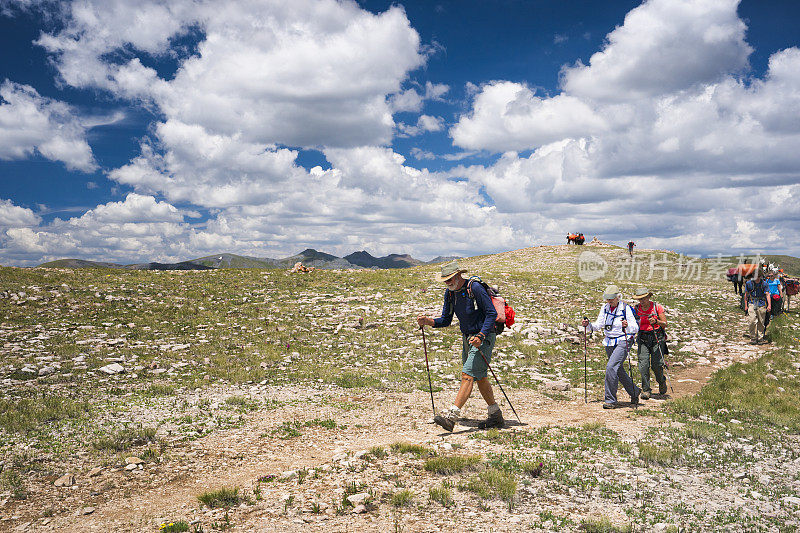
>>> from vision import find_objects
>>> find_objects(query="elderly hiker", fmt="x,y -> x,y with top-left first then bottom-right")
744,268 -> 771,344
417,260 -> 504,431
632,288 -> 668,399
581,285 -> 641,409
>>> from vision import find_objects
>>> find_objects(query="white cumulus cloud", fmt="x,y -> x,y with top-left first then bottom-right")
0,81 -> 96,171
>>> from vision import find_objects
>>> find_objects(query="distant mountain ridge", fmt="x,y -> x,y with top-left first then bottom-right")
37,250 -> 459,271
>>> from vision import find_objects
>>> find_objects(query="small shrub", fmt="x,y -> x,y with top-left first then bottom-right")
197,487 -> 243,508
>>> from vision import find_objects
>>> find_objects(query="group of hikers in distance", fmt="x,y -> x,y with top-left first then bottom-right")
416,250 -> 798,430
566,233 -> 585,245
728,259 -> 798,345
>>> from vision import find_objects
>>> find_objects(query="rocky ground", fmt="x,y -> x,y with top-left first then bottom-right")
1,244 -> 799,532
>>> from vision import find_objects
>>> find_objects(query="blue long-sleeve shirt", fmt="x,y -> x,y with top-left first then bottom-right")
433,281 -> 497,337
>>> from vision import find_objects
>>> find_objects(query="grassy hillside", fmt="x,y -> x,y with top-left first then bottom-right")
3,245 -> 799,531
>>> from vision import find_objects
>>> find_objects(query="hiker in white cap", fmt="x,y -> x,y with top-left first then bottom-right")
581,285 -> 641,409
417,260 -> 503,432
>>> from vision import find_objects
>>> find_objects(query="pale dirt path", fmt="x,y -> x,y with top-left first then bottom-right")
25,328 -> 772,533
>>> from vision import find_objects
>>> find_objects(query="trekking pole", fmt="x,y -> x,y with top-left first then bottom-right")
583,317 -> 589,404
473,343 -> 521,423
622,325 -> 633,377
420,326 -> 436,417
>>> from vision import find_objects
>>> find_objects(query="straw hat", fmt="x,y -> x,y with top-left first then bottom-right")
632,287 -> 653,299
435,260 -> 468,282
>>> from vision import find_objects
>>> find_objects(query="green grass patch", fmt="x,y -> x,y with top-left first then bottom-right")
145,383 -> 176,396
579,516 -> 632,532
303,418 -> 339,429
197,486 -> 243,508
93,425 -> 157,452
669,314 -> 800,433
391,442 -> 433,457
424,454 -> 482,475
461,468 -> 517,509
0,394 -> 90,433
224,396 -> 260,412
389,489 -> 414,507
637,442 -> 682,466
429,482 -> 453,507
369,446 -> 388,459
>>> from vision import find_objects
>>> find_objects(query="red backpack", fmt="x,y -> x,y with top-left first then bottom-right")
465,276 -> 516,333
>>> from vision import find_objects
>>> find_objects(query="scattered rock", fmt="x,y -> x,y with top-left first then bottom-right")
544,380 -> 571,391
280,470 -> 297,480
54,474 -> 75,487
125,457 -> 143,465
351,504 -> 367,514
98,363 -> 125,374
346,493 -> 370,506
38,366 -> 56,376
124,464 -> 138,471
88,467 -> 103,477
782,496 -> 800,506
81,507 -> 95,515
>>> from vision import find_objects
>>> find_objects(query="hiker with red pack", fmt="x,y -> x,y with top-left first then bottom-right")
417,260 -> 513,432
632,288 -> 668,399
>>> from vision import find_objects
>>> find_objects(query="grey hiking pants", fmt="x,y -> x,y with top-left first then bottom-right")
605,343 -> 640,405
637,332 -> 665,393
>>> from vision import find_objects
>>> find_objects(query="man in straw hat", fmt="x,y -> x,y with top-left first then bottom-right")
581,285 -> 641,409
632,287 -> 668,399
417,260 -> 503,431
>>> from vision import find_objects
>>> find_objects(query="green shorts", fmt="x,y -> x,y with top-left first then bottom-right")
461,332 -> 497,380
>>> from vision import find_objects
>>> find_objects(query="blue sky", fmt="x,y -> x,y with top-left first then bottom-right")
1,0 -> 799,265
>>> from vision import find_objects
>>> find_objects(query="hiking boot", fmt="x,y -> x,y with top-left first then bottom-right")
433,415 -> 455,432
478,410 -> 505,430
640,391 -> 650,400
631,390 -> 640,406
659,383 -> 667,395
602,402 -> 617,409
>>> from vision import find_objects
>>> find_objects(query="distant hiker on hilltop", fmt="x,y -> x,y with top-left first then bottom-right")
744,267 -> 771,344
581,285 -> 641,409
632,288 -> 668,399
417,260 -> 505,431
627,241 -> 635,257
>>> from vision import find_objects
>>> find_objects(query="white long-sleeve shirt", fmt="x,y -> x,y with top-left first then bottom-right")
586,301 -> 639,347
